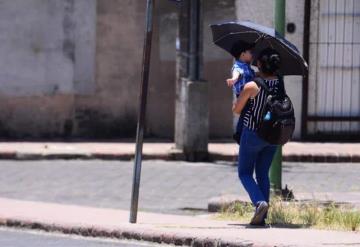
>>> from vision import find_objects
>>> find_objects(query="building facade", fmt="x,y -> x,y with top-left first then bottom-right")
0,0 -> 358,141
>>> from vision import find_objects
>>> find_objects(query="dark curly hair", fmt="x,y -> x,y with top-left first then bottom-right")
231,41 -> 255,59
257,48 -> 281,75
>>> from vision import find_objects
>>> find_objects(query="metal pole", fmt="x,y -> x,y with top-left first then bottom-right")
188,0 -> 200,81
301,0 -> 311,139
275,0 -> 286,35
130,0 -> 154,224
270,0 -> 285,194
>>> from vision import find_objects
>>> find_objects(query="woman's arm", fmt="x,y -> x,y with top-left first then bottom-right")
232,82 -> 259,114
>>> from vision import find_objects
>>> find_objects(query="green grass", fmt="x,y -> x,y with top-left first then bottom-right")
217,200 -> 254,222
341,210 -> 360,231
216,197 -> 360,232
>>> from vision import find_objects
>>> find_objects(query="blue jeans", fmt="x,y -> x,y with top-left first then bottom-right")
238,127 -> 277,206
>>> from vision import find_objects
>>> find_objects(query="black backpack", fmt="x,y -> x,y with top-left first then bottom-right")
253,76 -> 295,145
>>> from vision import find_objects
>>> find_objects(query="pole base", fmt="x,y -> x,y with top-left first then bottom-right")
175,77 -> 209,161
271,184 -> 294,201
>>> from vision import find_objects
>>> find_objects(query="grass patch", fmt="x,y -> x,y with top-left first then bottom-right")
340,210 -> 360,231
267,197 -> 297,225
216,197 -> 360,232
217,200 -> 254,223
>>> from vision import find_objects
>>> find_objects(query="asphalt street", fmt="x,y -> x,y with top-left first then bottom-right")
0,160 -> 358,215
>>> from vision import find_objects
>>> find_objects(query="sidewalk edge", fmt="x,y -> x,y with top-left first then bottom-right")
0,151 -> 359,163
0,218 -> 267,247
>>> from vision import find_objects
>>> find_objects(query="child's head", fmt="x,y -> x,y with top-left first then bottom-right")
231,42 -> 254,63
238,49 -> 253,63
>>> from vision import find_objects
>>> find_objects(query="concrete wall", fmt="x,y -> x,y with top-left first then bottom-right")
0,0 -> 236,139
76,0 -> 145,138
285,0 -> 306,140
93,0 -> 236,139
0,0 -> 306,140
235,0 -> 306,140
0,0 -> 145,138
0,0 -> 96,138
147,0 -> 236,139
203,0 -> 236,139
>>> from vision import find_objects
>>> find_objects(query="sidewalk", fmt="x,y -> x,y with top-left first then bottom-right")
0,142 -> 359,162
0,198 -> 359,247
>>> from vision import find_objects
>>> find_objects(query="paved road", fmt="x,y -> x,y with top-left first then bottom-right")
0,160 -> 359,214
0,227 -> 164,247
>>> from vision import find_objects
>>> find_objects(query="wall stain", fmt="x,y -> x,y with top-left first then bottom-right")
74,108 -> 137,138
63,0 -> 75,62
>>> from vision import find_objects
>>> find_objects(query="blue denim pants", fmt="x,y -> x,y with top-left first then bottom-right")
238,127 -> 277,205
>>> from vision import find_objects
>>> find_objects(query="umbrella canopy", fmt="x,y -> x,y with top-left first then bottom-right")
210,21 -> 308,76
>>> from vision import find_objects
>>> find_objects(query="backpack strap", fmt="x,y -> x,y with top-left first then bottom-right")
253,77 -> 271,93
254,75 -> 286,97
277,74 -> 286,97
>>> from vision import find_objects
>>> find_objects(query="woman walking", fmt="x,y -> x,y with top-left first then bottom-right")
232,48 -> 282,226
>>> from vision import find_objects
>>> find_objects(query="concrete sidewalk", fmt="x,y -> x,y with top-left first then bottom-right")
0,142 -> 359,162
0,198 -> 359,247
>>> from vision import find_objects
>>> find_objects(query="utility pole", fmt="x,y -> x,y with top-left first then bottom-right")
129,0 -> 154,224
270,0 -> 285,195
174,0 -> 208,162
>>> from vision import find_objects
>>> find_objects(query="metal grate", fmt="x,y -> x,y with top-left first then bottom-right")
305,0 -> 360,140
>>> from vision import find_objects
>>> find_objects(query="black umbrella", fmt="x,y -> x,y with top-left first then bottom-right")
210,21 -> 308,76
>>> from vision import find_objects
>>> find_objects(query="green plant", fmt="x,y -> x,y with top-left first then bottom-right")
267,197 -> 296,225
300,202 -> 322,226
321,203 -> 341,226
222,201 -> 253,217
216,198 -> 360,232
341,210 -> 360,231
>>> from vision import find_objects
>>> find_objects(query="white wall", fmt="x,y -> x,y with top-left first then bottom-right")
285,0 -> 306,140
0,0 -> 96,97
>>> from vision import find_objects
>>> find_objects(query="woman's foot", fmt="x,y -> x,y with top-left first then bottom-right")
250,201 -> 268,225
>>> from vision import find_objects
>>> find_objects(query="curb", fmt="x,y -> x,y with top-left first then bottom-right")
0,151 -> 359,163
283,154 -> 360,163
0,218 -> 268,247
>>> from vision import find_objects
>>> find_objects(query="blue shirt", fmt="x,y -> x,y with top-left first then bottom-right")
231,60 -> 255,97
